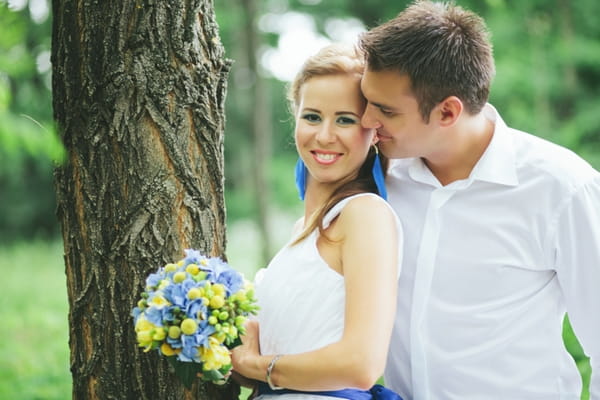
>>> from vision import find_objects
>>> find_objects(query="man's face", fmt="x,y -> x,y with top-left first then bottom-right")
361,69 -> 440,160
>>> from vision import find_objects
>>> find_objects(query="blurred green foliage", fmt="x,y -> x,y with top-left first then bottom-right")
0,1 -> 62,241
2,0 -> 599,239
0,2 -> 595,397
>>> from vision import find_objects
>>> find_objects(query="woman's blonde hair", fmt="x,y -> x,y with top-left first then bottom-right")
288,43 -> 388,245
287,43 -> 365,115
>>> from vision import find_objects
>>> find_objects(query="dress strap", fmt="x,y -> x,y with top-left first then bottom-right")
322,193 -> 384,229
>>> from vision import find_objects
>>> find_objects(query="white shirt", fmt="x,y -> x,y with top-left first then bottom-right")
384,104 -> 600,400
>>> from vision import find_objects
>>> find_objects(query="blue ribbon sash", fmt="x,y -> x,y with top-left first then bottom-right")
257,382 -> 402,400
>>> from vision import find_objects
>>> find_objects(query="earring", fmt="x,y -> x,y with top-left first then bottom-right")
372,146 -> 387,200
295,158 -> 307,200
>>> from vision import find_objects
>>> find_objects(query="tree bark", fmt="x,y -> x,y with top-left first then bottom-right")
52,0 -> 236,398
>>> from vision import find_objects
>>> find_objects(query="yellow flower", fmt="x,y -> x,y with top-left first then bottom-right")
188,287 -> 203,300
186,263 -> 199,275
168,326 -> 182,339
160,342 -> 181,356
135,318 -> 158,350
136,331 -> 153,350
152,328 -> 167,341
199,336 -> 231,370
149,294 -> 170,309
213,331 -> 227,344
164,263 -> 178,272
212,284 -> 225,297
232,290 -> 247,302
209,295 -> 225,309
180,318 -> 198,335
173,271 -> 186,283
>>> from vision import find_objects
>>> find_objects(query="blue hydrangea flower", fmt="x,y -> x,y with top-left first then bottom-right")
163,282 -> 187,308
210,259 -> 244,294
183,249 -> 206,266
145,306 -> 164,326
186,298 -> 207,320
166,335 -> 183,349
161,305 -> 180,322
131,306 -> 142,322
146,272 -> 163,288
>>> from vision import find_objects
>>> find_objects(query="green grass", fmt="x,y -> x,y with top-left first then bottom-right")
0,240 -> 71,400
0,240 -> 591,399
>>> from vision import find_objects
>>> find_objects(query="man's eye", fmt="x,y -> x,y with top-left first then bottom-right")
380,108 -> 394,117
301,113 -> 321,123
337,116 -> 358,125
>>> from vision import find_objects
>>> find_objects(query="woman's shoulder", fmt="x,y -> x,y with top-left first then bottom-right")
340,193 -> 396,215
334,193 -> 400,231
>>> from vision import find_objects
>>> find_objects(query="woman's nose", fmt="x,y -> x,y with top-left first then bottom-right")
315,121 -> 336,144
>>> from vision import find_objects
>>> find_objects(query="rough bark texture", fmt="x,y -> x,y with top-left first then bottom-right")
52,0 -> 237,398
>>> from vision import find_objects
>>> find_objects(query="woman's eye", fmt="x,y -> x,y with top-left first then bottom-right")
301,113 -> 321,123
337,116 -> 358,125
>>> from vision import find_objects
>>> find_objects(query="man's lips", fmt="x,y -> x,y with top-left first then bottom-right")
376,131 -> 393,142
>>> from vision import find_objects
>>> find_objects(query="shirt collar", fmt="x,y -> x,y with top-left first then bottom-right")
401,104 -> 519,187
470,104 -> 519,186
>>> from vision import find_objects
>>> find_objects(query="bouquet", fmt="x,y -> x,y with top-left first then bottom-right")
131,249 -> 258,387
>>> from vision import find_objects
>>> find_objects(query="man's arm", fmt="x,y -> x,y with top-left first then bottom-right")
554,175 -> 600,399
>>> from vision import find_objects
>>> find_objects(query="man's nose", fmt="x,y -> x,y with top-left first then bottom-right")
362,106 -> 382,129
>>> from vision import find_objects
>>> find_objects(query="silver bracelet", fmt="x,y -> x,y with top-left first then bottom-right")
266,354 -> 284,390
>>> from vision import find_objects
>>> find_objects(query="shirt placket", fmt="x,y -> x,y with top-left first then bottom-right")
410,187 -> 457,399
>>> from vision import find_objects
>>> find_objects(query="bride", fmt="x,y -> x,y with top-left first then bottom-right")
231,43 -> 403,400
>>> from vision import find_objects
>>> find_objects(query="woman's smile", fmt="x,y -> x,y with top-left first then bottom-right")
311,150 -> 342,165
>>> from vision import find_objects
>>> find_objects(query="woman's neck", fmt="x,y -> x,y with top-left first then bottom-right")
302,182 -> 336,227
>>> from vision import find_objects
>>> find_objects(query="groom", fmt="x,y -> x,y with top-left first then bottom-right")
358,1 -> 600,399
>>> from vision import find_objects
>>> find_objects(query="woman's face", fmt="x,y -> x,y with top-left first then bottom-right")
295,74 -> 376,195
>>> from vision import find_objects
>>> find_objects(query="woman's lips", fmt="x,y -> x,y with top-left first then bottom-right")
311,150 -> 342,165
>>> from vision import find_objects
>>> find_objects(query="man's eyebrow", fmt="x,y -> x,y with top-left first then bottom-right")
370,101 -> 396,111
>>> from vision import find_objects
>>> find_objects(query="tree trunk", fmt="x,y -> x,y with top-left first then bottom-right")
51,0 -> 237,398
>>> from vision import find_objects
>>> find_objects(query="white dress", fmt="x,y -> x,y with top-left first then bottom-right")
254,193 -> 403,399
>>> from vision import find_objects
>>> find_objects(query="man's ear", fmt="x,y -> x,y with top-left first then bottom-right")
435,96 -> 463,127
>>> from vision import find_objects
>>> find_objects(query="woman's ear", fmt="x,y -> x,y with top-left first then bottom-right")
372,134 -> 379,146
435,96 -> 463,127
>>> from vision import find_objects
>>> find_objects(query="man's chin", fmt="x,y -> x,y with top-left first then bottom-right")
378,140 -> 398,158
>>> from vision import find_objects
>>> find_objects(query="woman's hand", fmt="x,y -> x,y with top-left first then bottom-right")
230,370 -> 259,391
231,320 -> 262,381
